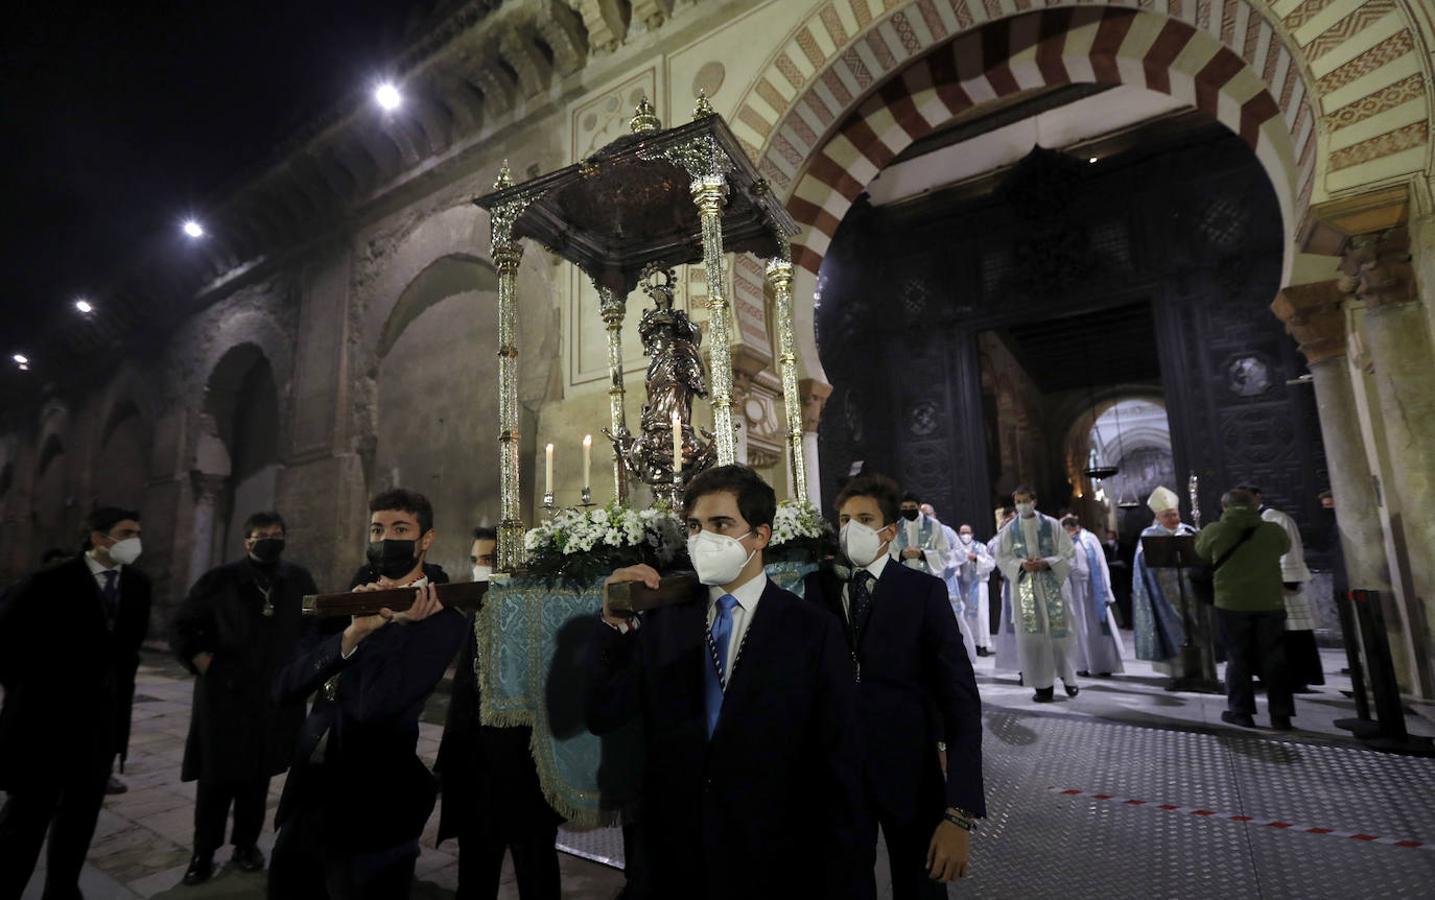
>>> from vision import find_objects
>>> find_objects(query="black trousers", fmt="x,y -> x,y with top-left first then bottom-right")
455,820 -> 560,900
1216,608 -> 1295,718
194,775 -> 270,856
0,765 -> 108,900
267,803 -> 417,900
858,807 -> 946,900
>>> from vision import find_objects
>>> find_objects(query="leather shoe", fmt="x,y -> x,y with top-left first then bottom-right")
182,854 -> 214,886
1032,687 -> 1054,703
231,845 -> 265,872
105,776 -> 128,795
1221,710 -> 1256,728
1270,715 -> 1294,731
1064,683 -> 1080,698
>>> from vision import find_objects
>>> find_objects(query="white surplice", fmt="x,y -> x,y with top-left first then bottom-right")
1067,528 -> 1126,675
995,513 -> 1078,690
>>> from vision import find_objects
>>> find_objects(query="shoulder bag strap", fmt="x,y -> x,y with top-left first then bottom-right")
1212,525 -> 1261,572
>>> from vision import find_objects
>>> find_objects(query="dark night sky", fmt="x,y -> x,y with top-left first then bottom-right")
1,0 -> 428,370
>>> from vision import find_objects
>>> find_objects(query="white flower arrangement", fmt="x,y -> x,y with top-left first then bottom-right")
522,502 -> 686,586
770,498 -> 826,546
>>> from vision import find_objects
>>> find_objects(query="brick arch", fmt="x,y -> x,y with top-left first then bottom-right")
738,5 -> 1317,281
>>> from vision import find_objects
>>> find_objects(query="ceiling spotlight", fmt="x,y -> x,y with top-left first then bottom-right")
12,354 -> 28,365
375,82 -> 402,111
17,363 -> 29,371
1087,156 -> 1098,164
182,220 -> 205,238
75,299 -> 94,313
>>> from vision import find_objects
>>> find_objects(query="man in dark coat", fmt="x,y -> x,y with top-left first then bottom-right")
170,511 -> 317,885
586,465 -> 865,900
267,488 -> 467,900
436,527 -> 562,900
0,507 -> 152,900
804,474 -> 986,900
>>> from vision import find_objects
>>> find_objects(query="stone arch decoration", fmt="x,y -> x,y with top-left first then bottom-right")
726,0 -> 1432,380
377,253 -> 499,358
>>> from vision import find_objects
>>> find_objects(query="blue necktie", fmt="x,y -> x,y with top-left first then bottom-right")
101,570 -> 120,626
704,594 -> 739,739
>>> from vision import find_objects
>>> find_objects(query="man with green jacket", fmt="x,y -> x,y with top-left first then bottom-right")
1195,488 -> 1294,730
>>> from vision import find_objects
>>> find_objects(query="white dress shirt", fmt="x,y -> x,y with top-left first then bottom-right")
841,551 -> 890,620
706,572 -> 767,679
84,551 -> 123,592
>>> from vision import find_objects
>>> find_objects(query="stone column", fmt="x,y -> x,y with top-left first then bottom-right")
1331,212 -> 1435,695
188,472 -> 227,590
799,378 -> 831,506
1270,281 -> 1390,593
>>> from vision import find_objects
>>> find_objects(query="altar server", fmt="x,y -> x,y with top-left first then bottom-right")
1243,486 -> 1323,691
1130,487 -> 1199,673
989,509 -> 1020,675
586,465 -> 864,899
994,487 -> 1079,701
955,523 -> 996,657
891,493 -> 951,578
1060,515 -> 1125,677
268,489 -> 467,899
807,474 -> 984,897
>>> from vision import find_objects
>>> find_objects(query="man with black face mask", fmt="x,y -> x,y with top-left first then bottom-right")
268,489 -> 467,900
169,511 -> 316,885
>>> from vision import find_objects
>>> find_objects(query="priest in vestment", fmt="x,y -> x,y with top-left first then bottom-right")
891,493 -> 951,577
1130,487 -> 1203,674
1061,516 -> 1125,676
994,487 -> 1079,702
1244,486 -> 1323,690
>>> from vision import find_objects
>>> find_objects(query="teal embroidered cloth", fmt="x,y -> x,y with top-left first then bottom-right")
474,562 -> 817,827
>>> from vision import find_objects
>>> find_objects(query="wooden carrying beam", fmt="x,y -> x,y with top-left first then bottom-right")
301,573 -> 705,618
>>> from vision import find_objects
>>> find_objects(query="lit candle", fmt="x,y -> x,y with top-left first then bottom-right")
545,443 -> 554,497
671,411 -> 683,477
582,434 -> 592,491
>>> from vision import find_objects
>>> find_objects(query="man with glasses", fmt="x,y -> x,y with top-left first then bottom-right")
0,507 -> 152,899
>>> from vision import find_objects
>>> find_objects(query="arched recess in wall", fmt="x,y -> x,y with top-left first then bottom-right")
728,2 -> 1333,387
204,343 -> 281,564
1061,395 -> 1174,539
98,401 -> 152,512
34,434 -> 70,559
372,252 -> 500,581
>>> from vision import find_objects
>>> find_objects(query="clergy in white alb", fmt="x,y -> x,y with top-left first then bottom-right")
994,487 -> 1079,701
989,510 -> 1019,674
891,494 -> 951,578
1245,485 -> 1323,689
922,504 -> 977,664
1061,515 -> 1125,676
954,523 -> 996,656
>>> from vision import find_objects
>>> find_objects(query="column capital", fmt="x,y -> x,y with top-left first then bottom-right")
1303,184 -> 1410,255
798,378 -> 832,433
1270,280 -> 1347,364
1343,228 -> 1417,309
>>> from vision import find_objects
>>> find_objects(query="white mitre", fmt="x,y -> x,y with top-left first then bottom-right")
1147,486 -> 1180,514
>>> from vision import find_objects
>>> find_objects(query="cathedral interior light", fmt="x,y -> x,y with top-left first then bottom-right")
182,220 -> 204,238
374,82 -> 402,111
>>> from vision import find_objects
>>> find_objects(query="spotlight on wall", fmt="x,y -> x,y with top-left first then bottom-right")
17,362 -> 29,371
375,82 -> 402,111
11,354 -> 28,365
182,220 -> 205,239
75,298 -> 94,314
1087,156 -> 1098,164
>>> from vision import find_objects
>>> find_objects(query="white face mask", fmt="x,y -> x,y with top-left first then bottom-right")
106,537 -> 142,566
471,565 -> 492,583
840,520 -> 888,568
686,530 -> 755,587
1016,502 -> 1036,518
959,533 -> 973,545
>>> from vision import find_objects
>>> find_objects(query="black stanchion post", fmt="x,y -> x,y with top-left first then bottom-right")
1350,590 -> 1434,757
1332,588 -> 1377,737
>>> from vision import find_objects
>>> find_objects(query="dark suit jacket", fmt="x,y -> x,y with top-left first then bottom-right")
272,565 -> 466,851
435,608 -> 561,844
804,558 -> 986,822
170,557 -> 316,783
0,555 -> 151,788
585,578 -> 865,900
